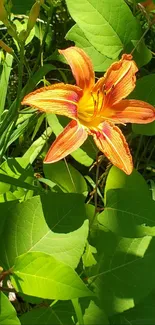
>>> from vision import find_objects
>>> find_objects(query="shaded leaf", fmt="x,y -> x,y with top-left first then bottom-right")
131,74 -> 155,136
90,230 -> 155,315
20,301 -> 75,325
44,161 -> 88,195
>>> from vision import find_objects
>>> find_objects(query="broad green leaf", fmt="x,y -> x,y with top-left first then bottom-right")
104,166 -> 150,203
98,188 -> 155,238
0,53 -> 13,119
90,229 -> 155,315
0,292 -> 20,325
44,161 -> 87,195
65,0 -> 141,59
20,301 -> 75,325
11,252 -> 92,300
66,24 -> 114,72
98,166 -> 155,237
83,300 -> 109,325
47,114 -> 97,166
131,74 -> 155,135
0,193 -> 87,269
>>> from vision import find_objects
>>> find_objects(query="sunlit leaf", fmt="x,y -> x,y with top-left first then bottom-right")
66,24 -> 114,72
65,0 -> 142,59
44,160 -> 88,195
11,252 -> 92,300
98,166 -> 155,237
0,193 -> 87,269
0,292 -> 20,325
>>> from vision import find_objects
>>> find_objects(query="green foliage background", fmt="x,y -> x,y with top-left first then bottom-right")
0,0 -> 155,324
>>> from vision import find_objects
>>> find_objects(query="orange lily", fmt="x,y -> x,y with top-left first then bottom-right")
22,47 -> 155,175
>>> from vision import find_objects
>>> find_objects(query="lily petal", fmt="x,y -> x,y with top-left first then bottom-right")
111,99 -> 155,124
94,54 -> 138,108
92,121 -> 133,175
59,47 -> 95,91
44,120 -> 88,163
22,83 -> 83,120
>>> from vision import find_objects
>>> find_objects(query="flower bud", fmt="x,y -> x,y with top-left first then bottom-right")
27,1 -> 41,33
0,0 -> 9,26
0,40 -> 13,54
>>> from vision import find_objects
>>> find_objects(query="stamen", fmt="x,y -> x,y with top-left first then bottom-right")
91,91 -> 98,119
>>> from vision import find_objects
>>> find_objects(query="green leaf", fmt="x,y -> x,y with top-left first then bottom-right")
11,252 -> 92,300
0,158 -> 35,199
104,166 -> 150,203
65,0 -> 142,59
47,114 -> 97,166
0,54 -> 13,119
114,291 -> 155,325
24,65 -> 56,95
66,24 -> 114,72
7,114 -> 38,148
98,166 -> 155,237
83,300 -> 109,325
90,230 -> 155,315
0,292 -> 20,325
0,192 -> 17,202
44,161 -> 88,195
131,74 -> 155,136
82,242 -> 97,268
23,127 -> 52,164
98,188 -> 155,238
20,301 -> 75,325
125,39 -> 152,68
13,19 -> 35,48
0,193 -> 87,269
0,201 -> 16,237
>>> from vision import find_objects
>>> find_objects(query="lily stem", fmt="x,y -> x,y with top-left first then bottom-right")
90,155 -> 103,227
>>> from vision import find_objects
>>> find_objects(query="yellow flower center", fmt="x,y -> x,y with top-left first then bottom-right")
77,89 -> 113,129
